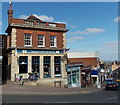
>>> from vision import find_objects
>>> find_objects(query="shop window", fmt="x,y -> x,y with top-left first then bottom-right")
19,56 -> 28,73
76,72 -> 80,82
54,56 -> 61,77
24,33 -> 32,46
38,35 -> 45,47
72,73 -> 77,83
68,74 -> 71,85
32,56 -> 40,73
43,56 -> 51,78
50,35 -> 56,47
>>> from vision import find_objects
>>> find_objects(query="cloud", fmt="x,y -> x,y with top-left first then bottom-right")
67,23 -> 76,28
0,22 -> 2,25
55,21 -> 67,24
18,15 -> 28,19
69,31 -> 88,35
98,41 -> 119,61
69,28 -> 105,35
67,36 -> 83,42
104,41 -> 120,45
18,14 -> 55,22
102,41 -> 119,49
85,28 -> 105,33
70,25 -> 76,28
114,16 -> 120,23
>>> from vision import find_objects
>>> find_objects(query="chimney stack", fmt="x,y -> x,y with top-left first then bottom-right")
7,2 -> 13,24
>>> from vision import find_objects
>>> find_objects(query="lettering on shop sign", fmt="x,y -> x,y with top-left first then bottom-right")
17,50 -> 63,54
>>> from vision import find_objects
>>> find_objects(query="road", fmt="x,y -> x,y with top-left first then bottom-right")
2,89 -> 118,104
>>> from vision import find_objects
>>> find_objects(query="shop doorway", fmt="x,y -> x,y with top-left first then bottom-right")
92,77 -> 97,85
19,56 -> 28,73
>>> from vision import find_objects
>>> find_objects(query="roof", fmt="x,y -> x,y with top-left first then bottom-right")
68,52 -> 98,58
5,17 -> 68,33
81,66 -> 92,70
67,62 -> 83,67
0,34 -> 7,36
27,15 -> 42,22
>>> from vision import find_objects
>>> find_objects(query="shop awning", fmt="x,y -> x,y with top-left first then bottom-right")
91,70 -> 98,75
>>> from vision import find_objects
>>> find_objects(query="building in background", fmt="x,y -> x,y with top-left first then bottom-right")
111,61 -> 120,81
68,52 -> 99,67
67,52 -> 99,87
111,61 -> 120,71
4,3 -> 69,87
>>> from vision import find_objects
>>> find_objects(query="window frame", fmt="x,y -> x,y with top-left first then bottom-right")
50,35 -> 57,47
24,33 -> 32,47
38,34 -> 45,47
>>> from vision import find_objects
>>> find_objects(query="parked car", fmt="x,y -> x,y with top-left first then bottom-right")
104,79 -> 118,90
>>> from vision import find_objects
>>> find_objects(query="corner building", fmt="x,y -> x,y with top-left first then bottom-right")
5,3 -> 69,87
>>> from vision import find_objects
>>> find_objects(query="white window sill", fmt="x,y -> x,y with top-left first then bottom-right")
50,46 -> 57,48
38,46 -> 45,47
24,45 -> 32,47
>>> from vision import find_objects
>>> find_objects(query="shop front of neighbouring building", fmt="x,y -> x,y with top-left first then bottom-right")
66,62 -> 83,88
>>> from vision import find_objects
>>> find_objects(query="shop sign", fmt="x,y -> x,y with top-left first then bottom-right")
17,50 -> 63,54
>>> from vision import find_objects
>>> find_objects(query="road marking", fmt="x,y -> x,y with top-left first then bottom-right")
80,88 -> 102,94
46,102 -> 70,103
104,97 -> 117,100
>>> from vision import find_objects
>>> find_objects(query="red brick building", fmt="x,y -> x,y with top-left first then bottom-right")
68,58 -> 98,67
68,52 -> 99,67
4,3 -> 69,87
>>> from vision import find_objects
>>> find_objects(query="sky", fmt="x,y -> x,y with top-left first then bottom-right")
1,2 -> 119,61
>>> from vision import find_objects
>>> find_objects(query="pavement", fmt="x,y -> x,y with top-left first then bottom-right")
1,81 -> 103,95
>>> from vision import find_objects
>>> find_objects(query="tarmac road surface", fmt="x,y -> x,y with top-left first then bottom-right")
2,89 -> 118,103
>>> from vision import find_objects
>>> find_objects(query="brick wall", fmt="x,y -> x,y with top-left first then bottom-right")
68,58 -> 98,67
16,29 -> 64,48
11,18 -> 25,24
11,18 -> 66,29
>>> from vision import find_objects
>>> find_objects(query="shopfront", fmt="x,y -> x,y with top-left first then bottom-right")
66,63 -> 82,88
81,67 -> 92,87
9,49 -> 68,87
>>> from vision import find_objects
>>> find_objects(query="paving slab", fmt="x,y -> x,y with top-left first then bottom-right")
1,81 -> 103,95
